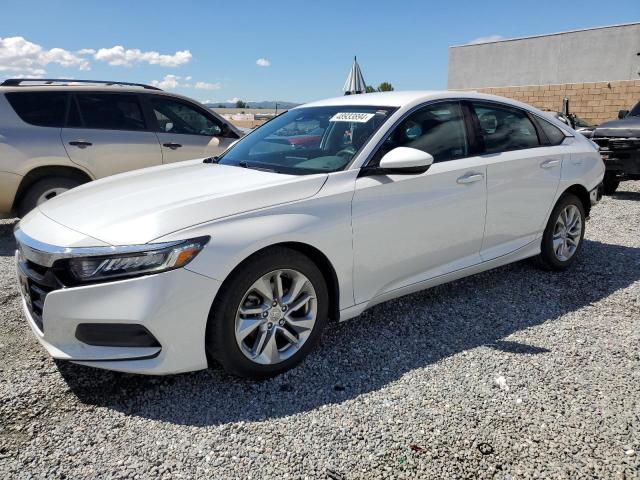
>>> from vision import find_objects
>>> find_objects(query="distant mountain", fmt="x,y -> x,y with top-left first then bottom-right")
205,101 -> 300,109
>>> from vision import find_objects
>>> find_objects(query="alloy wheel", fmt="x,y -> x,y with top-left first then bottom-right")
552,204 -> 582,261
234,269 -> 317,365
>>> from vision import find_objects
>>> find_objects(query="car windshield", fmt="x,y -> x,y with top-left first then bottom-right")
217,106 -> 395,174
628,101 -> 640,117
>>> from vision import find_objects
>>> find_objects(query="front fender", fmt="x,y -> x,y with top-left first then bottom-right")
157,174 -> 356,311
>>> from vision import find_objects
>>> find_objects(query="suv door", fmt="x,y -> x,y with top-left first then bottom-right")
351,101 -> 487,304
146,95 -> 237,163
61,92 -> 162,178
469,101 -> 563,260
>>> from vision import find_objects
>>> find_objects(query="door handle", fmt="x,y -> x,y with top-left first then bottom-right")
68,140 -> 92,148
163,142 -> 182,150
540,159 -> 561,169
457,172 -> 484,184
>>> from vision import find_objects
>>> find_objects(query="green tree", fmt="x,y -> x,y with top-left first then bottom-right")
365,85 -> 376,93
377,82 -> 394,92
235,99 -> 247,109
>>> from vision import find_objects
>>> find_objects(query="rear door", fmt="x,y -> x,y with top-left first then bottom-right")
145,95 -> 238,163
469,101 -> 563,260
61,92 -> 162,179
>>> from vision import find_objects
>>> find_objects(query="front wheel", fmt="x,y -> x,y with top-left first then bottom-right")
206,247 -> 328,379
534,193 -> 585,271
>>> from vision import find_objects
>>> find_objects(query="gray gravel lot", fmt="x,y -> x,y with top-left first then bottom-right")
1,183 -> 639,479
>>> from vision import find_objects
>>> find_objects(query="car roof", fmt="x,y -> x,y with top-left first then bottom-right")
298,90 -> 538,110
0,84 -> 188,99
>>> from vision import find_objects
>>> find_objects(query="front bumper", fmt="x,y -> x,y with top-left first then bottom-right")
16,251 -> 221,375
596,138 -> 640,179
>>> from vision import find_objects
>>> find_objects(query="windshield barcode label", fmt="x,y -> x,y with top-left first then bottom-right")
330,112 -> 375,123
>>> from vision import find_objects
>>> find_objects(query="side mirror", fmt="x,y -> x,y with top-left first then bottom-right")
360,147 -> 434,177
618,110 -> 629,119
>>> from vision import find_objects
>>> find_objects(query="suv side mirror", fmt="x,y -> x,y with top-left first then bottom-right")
360,147 -> 434,177
618,109 -> 629,119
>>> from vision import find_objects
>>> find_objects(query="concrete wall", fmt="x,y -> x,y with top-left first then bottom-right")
465,80 -> 640,125
448,23 -> 640,89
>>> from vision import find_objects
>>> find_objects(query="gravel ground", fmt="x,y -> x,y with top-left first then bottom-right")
1,183 -> 639,479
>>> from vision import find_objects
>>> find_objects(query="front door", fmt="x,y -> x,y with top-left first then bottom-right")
352,101 -> 487,304
147,96 -> 237,163
61,92 -> 162,179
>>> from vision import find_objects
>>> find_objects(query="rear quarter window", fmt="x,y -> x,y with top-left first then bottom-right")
536,117 -> 567,146
5,92 -> 68,127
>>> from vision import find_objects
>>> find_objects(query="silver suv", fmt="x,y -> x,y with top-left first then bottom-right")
0,79 -> 243,217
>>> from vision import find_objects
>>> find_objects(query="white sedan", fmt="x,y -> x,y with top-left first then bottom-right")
14,91 -> 604,378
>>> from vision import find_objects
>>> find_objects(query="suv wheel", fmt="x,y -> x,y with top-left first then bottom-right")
534,193 -> 585,271
602,173 -> 620,195
17,177 -> 83,217
206,247 -> 328,379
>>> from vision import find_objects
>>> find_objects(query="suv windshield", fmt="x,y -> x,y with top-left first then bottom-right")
217,106 -> 394,174
628,101 -> 640,117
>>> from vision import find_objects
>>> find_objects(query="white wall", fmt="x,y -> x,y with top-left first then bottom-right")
448,23 -> 640,89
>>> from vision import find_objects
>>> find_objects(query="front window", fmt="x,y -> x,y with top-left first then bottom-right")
370,101 -> 469,165
150,97 -> 222,136
218,106 -> 394,174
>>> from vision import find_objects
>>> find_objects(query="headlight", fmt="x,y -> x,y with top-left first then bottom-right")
66,236 -> 209,283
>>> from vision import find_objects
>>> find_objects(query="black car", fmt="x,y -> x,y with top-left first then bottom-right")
592,101 -> 640,194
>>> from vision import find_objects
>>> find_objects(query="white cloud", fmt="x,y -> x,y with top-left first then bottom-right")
226,97 -> 240,103
467,35 -> 504,45
93,46 -> 192,67
150,74 -> 182,89
256,58 -> 270,67
0,37 -> 196,77
195,81 -> 221,90
150,74 -> 222,91
0,36 -> 90,75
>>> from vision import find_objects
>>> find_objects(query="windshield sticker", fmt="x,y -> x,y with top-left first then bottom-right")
330,112 -> 376,123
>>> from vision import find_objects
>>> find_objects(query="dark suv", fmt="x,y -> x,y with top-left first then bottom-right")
592,101 -> 640,194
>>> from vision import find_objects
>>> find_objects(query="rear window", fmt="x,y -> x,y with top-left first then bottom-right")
472,102 -> 540,153
536,117 -> 567,146
5,92 -> 68,128
75,93 -> 146,131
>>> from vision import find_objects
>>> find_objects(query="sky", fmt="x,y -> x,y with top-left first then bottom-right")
1,0 -> 638,104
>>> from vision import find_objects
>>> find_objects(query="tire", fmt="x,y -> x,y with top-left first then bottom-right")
602,174 -> 620,195
206,247 -> 329,379
534,193 -> 586,271
17,176 -> 83,217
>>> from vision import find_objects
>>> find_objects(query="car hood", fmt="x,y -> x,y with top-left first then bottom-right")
36,160 -> 328,245
593,116 -> 640,138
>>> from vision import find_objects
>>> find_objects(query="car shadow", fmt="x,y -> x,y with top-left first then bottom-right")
611,190 -> 640,201
57,239 -> 640,426
0,219 -> 17,256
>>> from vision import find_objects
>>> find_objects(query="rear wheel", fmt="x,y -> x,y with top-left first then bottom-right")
602,173 -> 620,195
17,176 -> 83,217
206,247 -> 328,379
534,193 -> 585,271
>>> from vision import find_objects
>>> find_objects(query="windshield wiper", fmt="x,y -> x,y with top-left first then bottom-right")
202,156 -> 219,164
